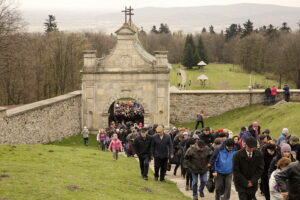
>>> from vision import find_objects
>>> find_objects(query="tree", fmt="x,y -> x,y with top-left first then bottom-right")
241,19 -> 253,38
159,23 -> 171,34
182,34 -> 198,69
197,37 -> 208,63
209,25 -> 215,34
280,22 -> 291,33
201,27 -> 207,33
150,25 -> 158,34
44,15 -> 58,33
225,24 -> 239,41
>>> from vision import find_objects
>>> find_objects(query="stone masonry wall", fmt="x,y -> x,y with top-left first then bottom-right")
170,90 -> 300,123
0,91 -> 82,144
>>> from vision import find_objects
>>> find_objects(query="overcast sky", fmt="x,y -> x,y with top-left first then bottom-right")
18,0 -> 300,12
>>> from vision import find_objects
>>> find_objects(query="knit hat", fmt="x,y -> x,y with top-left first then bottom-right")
280,143 -> 291,153
266,144 -> 276,151
263,129 -> 270,134
282,128 -> 289,135
197,140 -> 206,147
217,129 -> 223,133
245,137 -> 257,148
289,135 -> 299,145
192,134 -> 200,139
224,139 -> 234,147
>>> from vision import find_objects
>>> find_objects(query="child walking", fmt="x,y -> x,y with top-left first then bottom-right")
108,133 -> 123,160
97,129 -> 107,151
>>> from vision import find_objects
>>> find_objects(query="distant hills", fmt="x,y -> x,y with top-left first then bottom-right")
22,3 -> 300,33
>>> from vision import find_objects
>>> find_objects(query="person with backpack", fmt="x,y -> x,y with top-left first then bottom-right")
211,139 -> 236,200
195,110 -> 205,130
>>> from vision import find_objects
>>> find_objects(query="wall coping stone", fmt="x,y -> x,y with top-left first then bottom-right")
5,91 -> 82,117
170,89 -> 300,94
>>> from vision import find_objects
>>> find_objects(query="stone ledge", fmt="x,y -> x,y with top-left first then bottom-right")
5,91 -> 82,117
170,89 -> 300,94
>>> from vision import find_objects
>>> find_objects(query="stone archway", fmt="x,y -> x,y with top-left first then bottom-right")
81,20 -> 170,130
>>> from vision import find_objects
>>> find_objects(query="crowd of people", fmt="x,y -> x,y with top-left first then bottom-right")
111,101 -> 144,125
264,84 -> 290,105
81,120 -> 300,200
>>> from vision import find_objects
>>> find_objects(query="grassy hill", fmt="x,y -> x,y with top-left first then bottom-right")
0,135 -> 190,200
175,102 -> 300,138
171,64 -> 290,90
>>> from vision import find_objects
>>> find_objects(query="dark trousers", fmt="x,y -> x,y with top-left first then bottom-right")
186,169 -> 192,188
154,157 -> 168,181
271,95 -> 276,103
100,141 -> 106,151
215,173 -> 232,200
284,93 -> 290,102
138,156 -> 150,178
83,137 -> 88,146
195,121 -> 204,130
238,191 -> 256,200
260,176 -> 270,200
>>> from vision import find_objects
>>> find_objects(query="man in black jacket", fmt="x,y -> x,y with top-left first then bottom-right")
151,125 -> 173,182
233,137 -> 264,200
133,128 -> 152,180
275,150 -> 300,200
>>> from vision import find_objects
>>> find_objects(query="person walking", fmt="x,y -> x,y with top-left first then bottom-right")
269,157 -> 291,200
195,110 -> 205,130
97,129 -> 107,151
133,128 -> 152,180
211,139 -> 236,200
108,133 -> 123,161
283,84 -> 290,102
151,125 -> 173,182
81,126 -> 89,146
275,151 -> 300,200
185,140 -> 212,200
233,137 -> 264,200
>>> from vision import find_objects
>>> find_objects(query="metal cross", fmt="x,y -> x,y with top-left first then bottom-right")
121,6 -> 128,23
127,6 -> 134,25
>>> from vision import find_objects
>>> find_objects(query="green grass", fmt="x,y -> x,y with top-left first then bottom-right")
0,135 -> 190,200
171,63 -> 290,90
175,102 -> 300,139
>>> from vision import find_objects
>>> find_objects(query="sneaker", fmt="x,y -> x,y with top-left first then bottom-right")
160,179 -> 166,183
193,196 -> 198,200
200,192 -> 204,198
143,176 -> 148,181
154,177 -> 158,181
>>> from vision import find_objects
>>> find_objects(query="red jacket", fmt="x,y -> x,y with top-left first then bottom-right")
271,87 -> 277,95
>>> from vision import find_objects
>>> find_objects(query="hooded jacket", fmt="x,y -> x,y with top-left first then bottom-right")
184,145 -> 212,174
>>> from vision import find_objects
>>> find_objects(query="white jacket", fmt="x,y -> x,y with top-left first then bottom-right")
269,169 -> 283,200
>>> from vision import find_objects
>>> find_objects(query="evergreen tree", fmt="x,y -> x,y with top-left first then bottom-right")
280,22 -> 291,32
241,19 -> 253,38
150,25 -> 158,34
197,37 -> 208,64
209,25 -> 215,34
159,23 -> 171,34
44,15 -> 58,33
182,34 -> 198,69
201,27 -> 207,33
225,24 -> 238,40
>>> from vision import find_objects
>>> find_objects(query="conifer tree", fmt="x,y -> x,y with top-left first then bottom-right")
44,15 -> 58,33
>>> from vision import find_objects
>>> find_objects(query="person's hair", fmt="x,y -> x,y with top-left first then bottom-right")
241,127 -> 247,131
225,139 -> 235,147
277,157 -> 291,169
259,135 -> 266,141
197,140 -> 206,147
214,138 -> 222,145
232,135 -> 239,141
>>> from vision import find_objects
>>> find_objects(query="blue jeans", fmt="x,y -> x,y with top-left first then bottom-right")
191,172 -> 207,197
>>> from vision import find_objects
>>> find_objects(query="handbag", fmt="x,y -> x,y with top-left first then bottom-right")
206,174 -> 215,193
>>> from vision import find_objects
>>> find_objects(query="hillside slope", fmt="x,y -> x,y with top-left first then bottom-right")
176,102 -> 300,138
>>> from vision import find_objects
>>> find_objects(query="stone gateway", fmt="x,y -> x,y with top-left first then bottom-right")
81,21 -> 170,130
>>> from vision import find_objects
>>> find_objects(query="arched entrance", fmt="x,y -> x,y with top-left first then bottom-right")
108,98 -> 144,127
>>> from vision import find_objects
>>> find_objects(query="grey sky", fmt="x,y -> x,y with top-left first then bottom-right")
18,0 -> 300,12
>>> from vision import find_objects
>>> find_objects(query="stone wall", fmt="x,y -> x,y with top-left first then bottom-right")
0,91 -> 82,144
170,90 -> 300,123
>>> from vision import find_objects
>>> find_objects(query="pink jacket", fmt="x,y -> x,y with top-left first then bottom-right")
108,139 -> 123,151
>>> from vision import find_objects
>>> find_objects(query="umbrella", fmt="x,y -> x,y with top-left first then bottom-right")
197,74 -> 208,80
197,61 -> 207,66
